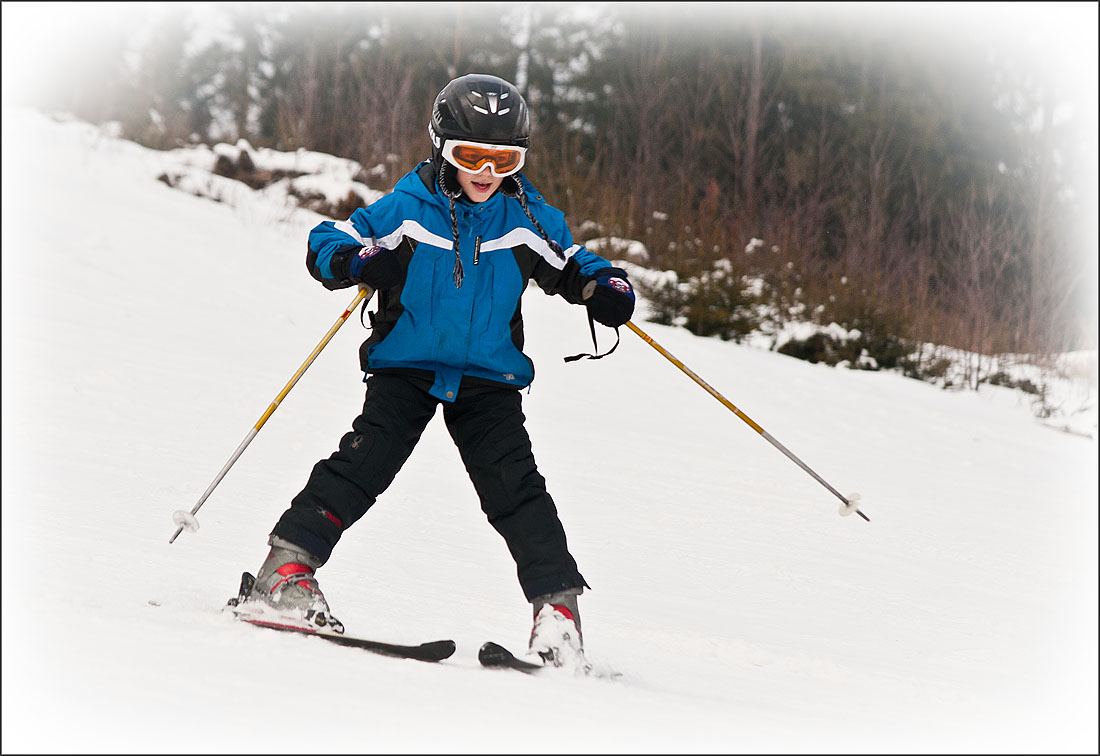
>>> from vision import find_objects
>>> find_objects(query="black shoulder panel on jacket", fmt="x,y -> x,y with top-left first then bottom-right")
416,161 -> 438,194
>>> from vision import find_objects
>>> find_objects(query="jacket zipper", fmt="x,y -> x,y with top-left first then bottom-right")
473,235 -> 482,266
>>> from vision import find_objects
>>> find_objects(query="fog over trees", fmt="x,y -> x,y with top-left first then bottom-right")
11,2 -> 1096,360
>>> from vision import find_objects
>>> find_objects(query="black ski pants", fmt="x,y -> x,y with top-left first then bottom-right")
271,373 -> 588,602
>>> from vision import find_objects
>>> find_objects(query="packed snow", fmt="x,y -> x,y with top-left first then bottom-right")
1,107 -> 1097,753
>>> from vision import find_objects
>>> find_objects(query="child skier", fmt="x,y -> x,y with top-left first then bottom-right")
240,73 -> 635,668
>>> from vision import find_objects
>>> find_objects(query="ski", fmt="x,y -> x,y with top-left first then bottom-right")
479,641 -> 618,679
236,616 -> 456,662
478,641 -> 545,673
227,572 -> 456,663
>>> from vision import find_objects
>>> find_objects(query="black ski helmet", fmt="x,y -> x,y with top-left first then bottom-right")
429,73 -> 530,170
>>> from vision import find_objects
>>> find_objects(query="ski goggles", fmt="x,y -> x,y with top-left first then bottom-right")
441,139 -> 527,177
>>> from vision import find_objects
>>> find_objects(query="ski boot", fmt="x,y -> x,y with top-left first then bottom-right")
528,588 -> 587,671
231,536 -> 343,633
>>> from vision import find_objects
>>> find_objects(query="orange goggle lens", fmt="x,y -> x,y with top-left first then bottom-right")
443,140 -> 526,177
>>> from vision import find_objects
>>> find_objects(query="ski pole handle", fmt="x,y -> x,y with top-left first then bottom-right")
170,286 -> 373,543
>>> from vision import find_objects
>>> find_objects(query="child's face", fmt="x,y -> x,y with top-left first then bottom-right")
456,165 -> 503,203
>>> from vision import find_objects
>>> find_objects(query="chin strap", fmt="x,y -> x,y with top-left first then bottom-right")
564,311 -> 621,362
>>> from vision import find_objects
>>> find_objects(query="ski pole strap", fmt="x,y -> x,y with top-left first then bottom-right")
564,311 -> 620,362
358,284 -> 375,330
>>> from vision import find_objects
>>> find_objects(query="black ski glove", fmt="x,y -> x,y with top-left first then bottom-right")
583,267 -> 635,327
348,245 -> 401,290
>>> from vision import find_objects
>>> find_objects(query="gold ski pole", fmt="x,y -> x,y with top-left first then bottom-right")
170,286 -> 374,543
624,320 -> 869,522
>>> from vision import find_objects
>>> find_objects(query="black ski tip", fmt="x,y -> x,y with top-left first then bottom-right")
478,641 -> 544,672
478,641 -> 510,664
422,639 -> 458,659
340,636 -> 455,662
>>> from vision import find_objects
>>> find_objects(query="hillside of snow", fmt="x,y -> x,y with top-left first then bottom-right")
1,108 -> 1096,754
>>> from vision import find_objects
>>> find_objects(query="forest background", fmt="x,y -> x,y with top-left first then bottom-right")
7,1 -> 1097,390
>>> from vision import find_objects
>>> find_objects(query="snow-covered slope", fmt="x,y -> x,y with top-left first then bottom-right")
2,108 -> 1096,753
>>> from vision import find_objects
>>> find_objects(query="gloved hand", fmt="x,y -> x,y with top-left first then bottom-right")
348,245 -> 401,290
583,267 -> 635,327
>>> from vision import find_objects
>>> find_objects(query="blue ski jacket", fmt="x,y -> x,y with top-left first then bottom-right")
305,161 -> 616,402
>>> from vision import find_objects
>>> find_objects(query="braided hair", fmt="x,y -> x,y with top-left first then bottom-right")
438,164 -> 564,288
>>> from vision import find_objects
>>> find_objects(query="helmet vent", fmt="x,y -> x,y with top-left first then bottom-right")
469,89 -> 512,116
